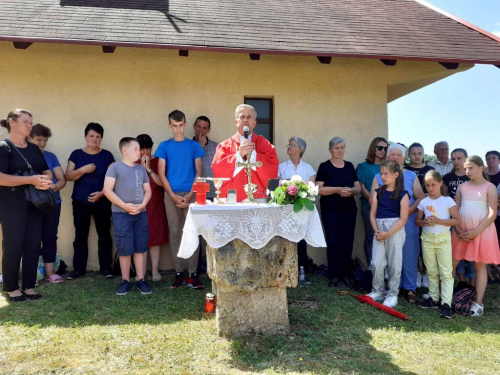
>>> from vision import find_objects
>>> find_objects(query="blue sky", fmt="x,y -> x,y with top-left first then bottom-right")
388,0 -> 500,158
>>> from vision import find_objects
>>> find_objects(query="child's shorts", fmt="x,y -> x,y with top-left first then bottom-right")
112,211 -> 149,256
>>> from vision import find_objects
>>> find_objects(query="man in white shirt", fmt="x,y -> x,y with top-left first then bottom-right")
428,141 -> 453,175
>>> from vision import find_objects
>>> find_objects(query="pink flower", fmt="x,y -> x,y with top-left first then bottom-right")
286,184 -> 299,196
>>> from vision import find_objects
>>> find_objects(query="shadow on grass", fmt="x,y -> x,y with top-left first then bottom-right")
0,273 -> 210,327
1,273 -> 499,374
226,275 -> 500,374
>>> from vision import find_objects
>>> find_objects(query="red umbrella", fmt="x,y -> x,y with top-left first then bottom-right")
339,291 -> 415,322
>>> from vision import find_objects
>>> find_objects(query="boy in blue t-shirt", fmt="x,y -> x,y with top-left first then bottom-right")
155,110 -> 205,289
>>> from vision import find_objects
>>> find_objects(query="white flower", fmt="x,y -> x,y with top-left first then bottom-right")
307,184 -> 319,197
299,191 -> 307,198
291,175 -> 303,182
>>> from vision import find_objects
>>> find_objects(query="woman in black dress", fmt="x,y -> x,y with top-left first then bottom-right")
0,109 -> 53,301
316,137 -> 360,287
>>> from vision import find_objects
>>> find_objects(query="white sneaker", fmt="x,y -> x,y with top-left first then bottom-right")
367,291 -> 386,302
383,296 -> 398,308
416,272 -> 422,288
422,275 -> 429,289
470,301 -> 484,317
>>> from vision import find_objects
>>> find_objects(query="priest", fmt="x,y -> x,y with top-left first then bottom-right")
212,104 -> 279,202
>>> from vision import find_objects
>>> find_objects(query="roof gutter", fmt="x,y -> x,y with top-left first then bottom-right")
0,35 -> 499,66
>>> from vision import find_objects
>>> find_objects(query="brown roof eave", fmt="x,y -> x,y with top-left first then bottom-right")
1,35 -> 500,66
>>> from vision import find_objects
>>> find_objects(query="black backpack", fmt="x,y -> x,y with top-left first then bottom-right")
452,286 -> 477,316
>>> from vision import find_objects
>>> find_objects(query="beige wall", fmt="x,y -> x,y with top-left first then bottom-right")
0,42 -> 464,270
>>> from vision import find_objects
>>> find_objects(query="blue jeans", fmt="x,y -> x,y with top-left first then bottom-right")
456,260 -> 476,278
361,205 -> 374,266
399,214 -> 420,291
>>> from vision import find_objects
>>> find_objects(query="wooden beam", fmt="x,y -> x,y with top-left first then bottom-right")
13,42 -> 32,50
439,62 -> 459,70
380,59 -> 397,66
317,56 -> 332,64
102,46 -> 116,54
179,50 -> 189,57
249,54 -> 260,61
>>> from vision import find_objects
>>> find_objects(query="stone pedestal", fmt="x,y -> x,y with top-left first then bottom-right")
206,237 -> 298,337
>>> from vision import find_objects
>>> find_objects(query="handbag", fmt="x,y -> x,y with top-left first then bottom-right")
3,138 -> 57,212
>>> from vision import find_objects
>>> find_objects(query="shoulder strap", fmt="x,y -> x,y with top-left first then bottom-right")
0,138 -> 11,153
4,138 -> 32,169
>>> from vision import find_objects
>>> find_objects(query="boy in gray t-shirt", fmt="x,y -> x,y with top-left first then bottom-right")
103,137 -> 152,296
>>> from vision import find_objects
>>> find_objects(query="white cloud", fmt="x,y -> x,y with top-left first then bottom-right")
493,30 -> 500,37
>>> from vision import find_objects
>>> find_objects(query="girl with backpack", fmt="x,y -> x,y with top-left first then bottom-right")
416,170 -> 461,318
366,160 -> 409,308
451,156 -> 500,317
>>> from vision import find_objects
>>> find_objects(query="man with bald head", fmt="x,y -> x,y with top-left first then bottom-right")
428,141 -> 453,175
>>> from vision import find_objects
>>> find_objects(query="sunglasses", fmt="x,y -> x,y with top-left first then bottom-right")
376,146 -> 388,151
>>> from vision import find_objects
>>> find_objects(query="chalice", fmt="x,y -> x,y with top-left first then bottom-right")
213,178 -> 229,204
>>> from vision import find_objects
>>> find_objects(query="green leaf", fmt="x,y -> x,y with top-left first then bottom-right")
293,201 -> 303,213
301,198 -> 314,211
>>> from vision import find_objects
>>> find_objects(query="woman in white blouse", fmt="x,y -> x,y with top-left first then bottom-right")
278,137 -> 316,283
278,137 -> 316,182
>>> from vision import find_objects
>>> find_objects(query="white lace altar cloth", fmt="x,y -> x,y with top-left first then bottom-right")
178,203 -> 326,259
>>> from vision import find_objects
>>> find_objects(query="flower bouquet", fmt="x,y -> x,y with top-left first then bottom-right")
269,175 -> 319,212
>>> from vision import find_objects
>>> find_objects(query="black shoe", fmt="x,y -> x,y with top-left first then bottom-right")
171,272 -> 186,289
341,277 -> 354,289
418,297 -> 439,309
440,303 -> 452,319
136,279 -> 152,295
6,293 -> 26,302
67,270 -> 83,280
23,292 -> 42,300
328,278 -> 339,287
102,269 -> 114,279
188,273 -> 204,289
116,280 -> 132,296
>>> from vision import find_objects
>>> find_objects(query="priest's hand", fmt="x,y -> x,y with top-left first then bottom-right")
239,139 -> 254,158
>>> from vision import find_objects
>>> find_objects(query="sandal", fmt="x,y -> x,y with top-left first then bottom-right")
46,274 -> 64,284
406,290 -> 418,303
23,292 -> 42,300
6,293 -> 26,302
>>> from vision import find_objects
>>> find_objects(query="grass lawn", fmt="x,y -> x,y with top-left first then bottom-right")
1,274 -> 499,375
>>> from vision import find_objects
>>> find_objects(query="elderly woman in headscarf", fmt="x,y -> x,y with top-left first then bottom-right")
278,136 -> 316,282
371,143 -> 424,303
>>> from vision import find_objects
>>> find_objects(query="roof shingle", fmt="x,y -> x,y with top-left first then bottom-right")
0,0 -> 499,64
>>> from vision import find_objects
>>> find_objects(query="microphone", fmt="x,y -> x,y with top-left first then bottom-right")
243,126 -> 249,139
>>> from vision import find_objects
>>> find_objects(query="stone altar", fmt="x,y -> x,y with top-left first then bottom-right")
206,237 -> 297,337
177,203 -> 326,337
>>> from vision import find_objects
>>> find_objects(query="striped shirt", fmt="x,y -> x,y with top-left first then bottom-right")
427,158 -> 453,176
196,138 -> 218,198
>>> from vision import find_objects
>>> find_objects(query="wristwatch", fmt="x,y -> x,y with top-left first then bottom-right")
148,170 -> 153,175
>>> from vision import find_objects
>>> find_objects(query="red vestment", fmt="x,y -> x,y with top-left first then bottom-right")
212,133 -> 279,202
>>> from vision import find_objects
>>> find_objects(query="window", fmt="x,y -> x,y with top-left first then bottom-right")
244,98 -> 274,144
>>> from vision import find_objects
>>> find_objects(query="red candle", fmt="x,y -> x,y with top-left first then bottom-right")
193,180 -> 210,205
205,293 -> 216,314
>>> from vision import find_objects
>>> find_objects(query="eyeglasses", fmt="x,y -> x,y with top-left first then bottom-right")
287,144 -> 299,148
376,146 -> 388,151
